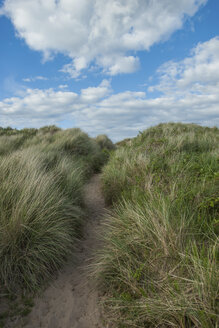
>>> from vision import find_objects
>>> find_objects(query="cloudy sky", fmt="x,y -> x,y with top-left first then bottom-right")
0,0 -> 218,140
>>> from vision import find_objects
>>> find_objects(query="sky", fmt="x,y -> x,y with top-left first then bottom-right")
0,0 -> 219,141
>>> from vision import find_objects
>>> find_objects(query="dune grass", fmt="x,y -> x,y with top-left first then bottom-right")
0,126 -> 111,293
95,123 -> 219,327
95,134 -> 115,151
0,149 -> 83,291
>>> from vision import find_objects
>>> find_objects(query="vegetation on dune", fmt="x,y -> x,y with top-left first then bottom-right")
0,149 -> 82,291
95,123 -> 219,327
115,137 -> 132,147
94,134 -> 116,166
1,122 -> 218,327
0,126 -> 112,294
95,134 -> 115,151
0,135 -> 27,156
0,127 -> 37,137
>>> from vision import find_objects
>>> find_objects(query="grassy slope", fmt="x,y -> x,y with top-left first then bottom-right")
96,123 -> 219,328
0,126 -> 112,293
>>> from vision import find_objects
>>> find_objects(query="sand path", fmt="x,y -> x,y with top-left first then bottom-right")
21,174 -> 105,328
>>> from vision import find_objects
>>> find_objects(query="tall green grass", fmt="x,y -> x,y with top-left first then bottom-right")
22,128 -> 107,175
95,123 -> 219,327
0,149 -> 83,291
0,126 -> 112,292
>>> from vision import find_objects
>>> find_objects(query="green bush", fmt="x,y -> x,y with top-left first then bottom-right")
95,123 -> 219,327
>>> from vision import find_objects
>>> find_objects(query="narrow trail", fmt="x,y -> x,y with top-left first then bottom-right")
21,174 -> 105,328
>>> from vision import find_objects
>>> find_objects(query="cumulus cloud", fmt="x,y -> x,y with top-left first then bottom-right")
2,0 -> 207,77
80,80 -> 111,103
149,37 -> 219,95
1,38 -> 218,140
0,88 -> 78,117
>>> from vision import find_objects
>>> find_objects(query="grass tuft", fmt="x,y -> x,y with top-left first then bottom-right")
95,123 -> 219,327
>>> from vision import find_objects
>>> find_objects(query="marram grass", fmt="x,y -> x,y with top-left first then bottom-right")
0,149 -> 82,291
0,126 -> 112,292
95,123 -> 219,328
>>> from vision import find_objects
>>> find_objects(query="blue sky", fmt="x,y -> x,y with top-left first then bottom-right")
0,0 -> 218,141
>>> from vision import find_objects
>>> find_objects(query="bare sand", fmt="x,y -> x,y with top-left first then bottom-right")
12,174 -> 105,328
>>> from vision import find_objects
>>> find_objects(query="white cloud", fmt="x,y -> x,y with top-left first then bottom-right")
102,56 -> 140,76
0,88 -> 78,116
1,38 -> 218,141
58,84 -> 68,89
60,64 -> 80,79
22,76 -> 48,82
22,78 -> 31,82
2,0 -> 207,77
149,37 -> 219,95
0,86 -> 218,140
80,80 -> 111,103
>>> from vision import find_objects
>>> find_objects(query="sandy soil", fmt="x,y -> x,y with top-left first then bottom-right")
12,174 -> 105,328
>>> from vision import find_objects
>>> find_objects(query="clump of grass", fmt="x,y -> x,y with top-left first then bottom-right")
95,123 -> 219,327
40,149 -> 86,207
0,135 -> 26,156
115,137 -> 132,147
95,134 -> 116,167
0,127 -> 38,156
95,134 -> 115,151
38,125 -> 61,135
51,129 -> 106,173
23,128 -> 108,175
0,149 -> 83,291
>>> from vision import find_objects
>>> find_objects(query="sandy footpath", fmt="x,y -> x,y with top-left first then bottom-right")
13,174 -> 105,328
